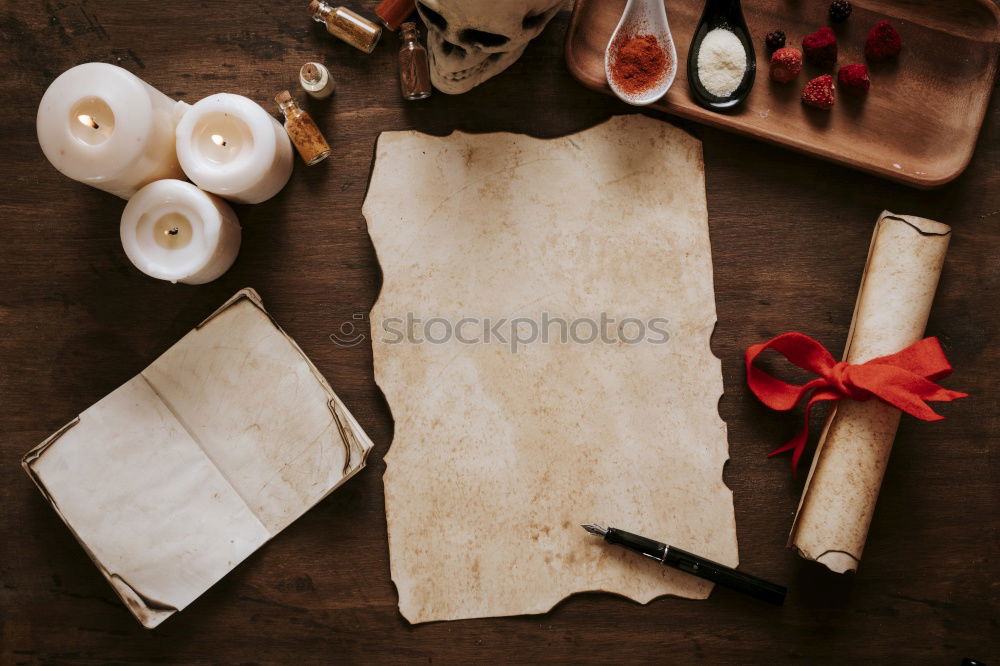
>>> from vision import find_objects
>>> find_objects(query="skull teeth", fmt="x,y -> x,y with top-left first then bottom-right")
442,61 -> 489,81
431,50 -> 500,82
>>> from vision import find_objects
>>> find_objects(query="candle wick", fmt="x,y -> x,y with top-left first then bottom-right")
167,227 -> 179,236
211,133 -> 228,147
78,114 -> 99,130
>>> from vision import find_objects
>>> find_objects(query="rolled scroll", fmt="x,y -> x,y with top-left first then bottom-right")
788,211 -> 952,573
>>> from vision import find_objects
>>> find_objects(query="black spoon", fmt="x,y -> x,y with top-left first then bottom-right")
686,0 -> 756,110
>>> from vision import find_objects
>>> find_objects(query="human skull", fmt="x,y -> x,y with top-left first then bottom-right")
416,0 -> 564,94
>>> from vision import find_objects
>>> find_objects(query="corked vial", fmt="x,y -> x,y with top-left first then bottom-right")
375,0 -> 415,31
398,22 -> 431,100
275,90 -> 331,166
308,0 -> 382,54
300,62 -> 336,99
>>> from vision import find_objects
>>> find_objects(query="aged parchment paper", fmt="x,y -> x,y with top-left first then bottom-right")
23,289 -> 373,628
789,212 -> 952,573
364,115 -> 738,623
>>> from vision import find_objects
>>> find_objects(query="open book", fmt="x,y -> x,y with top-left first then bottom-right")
22,289 -> 373,628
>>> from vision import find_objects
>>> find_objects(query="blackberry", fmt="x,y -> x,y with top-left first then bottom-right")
765,30 -> 786,52
829,0 -> 852,23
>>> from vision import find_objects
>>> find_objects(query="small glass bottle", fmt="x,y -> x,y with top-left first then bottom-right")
398,22 -> 432,101
275,90 -> 331,166
308,0 -> 382,54
375,0 -> 415,30
300,62 -> 335,99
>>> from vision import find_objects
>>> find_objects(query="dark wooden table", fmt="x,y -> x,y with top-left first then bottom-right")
2,2 -> 997,663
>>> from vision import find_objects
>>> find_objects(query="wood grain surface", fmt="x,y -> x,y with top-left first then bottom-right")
1,1 -> 997,663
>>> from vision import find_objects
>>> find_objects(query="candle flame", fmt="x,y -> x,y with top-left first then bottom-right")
211,134 -> 227,147
77,114 -> 100,130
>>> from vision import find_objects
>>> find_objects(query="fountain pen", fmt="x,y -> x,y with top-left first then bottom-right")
581,524 -> 786,605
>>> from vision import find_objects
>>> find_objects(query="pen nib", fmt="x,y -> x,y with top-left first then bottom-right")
581,523 -> 608,537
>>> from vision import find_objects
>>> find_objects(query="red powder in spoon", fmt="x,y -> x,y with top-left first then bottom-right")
610,34 -> 668,95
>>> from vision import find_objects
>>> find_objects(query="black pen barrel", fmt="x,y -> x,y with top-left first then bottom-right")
663,546 -> 787,605
604,527 -> 667,560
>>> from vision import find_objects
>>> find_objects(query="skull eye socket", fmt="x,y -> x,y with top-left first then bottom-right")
416,2 -> 447,30
440,40 -> 466,57
459,29 -> 510,48
522,10 -> 550,30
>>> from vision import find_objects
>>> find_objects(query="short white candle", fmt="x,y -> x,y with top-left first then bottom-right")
175,93 -> 293,204
36,62 -> 186,199
120,180 -> 241,285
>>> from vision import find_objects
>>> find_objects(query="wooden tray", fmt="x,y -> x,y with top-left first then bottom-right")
565,0 -> 1000,188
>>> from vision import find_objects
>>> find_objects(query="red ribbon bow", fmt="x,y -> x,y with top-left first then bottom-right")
745,332 -> 967,476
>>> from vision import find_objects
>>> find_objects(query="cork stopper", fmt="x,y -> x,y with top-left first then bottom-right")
308,0 -> 322,17
275,90 -> 293,105
400,21 -> 418,40
301,63 -> 320,82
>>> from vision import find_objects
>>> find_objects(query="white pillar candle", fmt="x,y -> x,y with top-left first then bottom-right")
36,62 -> 186,199
175,93 -> 293,204
120,180 -> 241,285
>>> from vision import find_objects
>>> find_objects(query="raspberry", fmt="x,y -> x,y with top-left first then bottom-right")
829,0 -> 852,23
770,48 -> 803,83
802,74 -> 835,109
837,64 -> 870,94
765,30 -> 786,53
865,21 -> 901,61
802,26 -> 838,68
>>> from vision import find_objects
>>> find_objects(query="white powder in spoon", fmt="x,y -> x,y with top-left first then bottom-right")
697,28 -> 747,97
